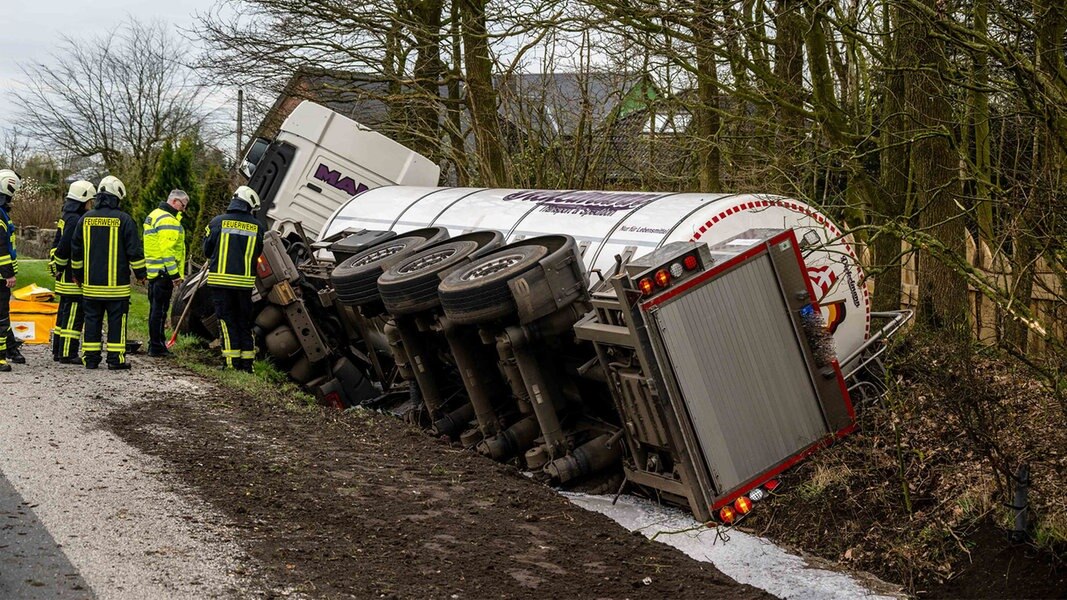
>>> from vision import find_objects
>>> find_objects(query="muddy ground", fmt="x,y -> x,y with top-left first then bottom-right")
107,386 -> 771,599
745,335 -> 1067,599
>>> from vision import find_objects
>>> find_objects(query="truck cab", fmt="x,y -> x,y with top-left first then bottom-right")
240,101 -> 441,239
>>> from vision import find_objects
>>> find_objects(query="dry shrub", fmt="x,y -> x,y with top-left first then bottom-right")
746,329 -> 1067,593
12,177 -> 62,229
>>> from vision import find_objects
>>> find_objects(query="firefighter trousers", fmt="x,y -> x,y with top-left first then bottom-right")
211,287 -> 254,368
82,297 -> 129,366
53,294 -> 84,359
0,284 -> 10,355
147,276 -> 174,354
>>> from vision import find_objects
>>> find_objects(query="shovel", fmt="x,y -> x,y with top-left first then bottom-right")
167,265 -> 210,349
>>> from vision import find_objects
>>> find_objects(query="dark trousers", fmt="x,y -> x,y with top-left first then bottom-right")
147,276 -> 174,353
52,294 -> 84,359
82,297 -> 130,366
212,287 -> 254,367
0,284 -> 10,355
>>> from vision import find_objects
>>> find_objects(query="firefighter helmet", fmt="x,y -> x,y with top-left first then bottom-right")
98,175 -> 127,200
66,180 -> 97,203
233,185 -> 260,210
0,169 -> 20,196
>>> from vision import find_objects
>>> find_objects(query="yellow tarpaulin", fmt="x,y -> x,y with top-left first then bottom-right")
13,283 -> 56,302
10,299 -> 59,345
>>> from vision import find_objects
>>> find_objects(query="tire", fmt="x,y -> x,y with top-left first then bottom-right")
331,228 -> 448,307
378,240 -> 481,315
438,244 -> 548,325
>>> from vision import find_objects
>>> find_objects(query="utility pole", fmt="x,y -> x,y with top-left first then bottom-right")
236,89 -> 244,165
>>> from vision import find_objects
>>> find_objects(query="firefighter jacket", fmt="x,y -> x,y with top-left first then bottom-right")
203,199 -> 264,289
143,202 -> 185,280
71,192 -> 147,299
50,199 -> 90,296
0,197 -> 17,279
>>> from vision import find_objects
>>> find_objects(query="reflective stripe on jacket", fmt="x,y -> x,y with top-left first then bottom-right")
0,204 -> 17,278
50,199 -> 88,296
143,203 -> 185,279
71,193 -> 147,299
203,201 -> 263,290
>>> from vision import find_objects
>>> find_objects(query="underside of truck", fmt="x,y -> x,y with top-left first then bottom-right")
174,223 -> 908,524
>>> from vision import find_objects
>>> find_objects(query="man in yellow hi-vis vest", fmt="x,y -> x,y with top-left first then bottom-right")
143,189 -> 187,357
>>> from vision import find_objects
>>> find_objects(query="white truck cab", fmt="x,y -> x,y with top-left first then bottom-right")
241,101 -> 441,239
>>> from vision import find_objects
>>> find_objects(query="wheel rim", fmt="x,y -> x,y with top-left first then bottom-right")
398,247 -> 458,274
461,253 -> 525,281
352,243 -> 408,266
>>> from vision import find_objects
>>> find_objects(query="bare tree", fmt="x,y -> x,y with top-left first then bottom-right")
14,18 -> 208,196
0,127 -> 32,171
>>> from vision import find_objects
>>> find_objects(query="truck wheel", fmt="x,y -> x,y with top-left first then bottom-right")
331,228 -> 449,307
438,244 -> 548,324
378,240 -> 481,315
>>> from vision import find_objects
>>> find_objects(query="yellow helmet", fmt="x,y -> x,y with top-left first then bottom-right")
98,175 -> 127,200
233,185 -> 260,210
0,169 -> 20,196
66,180 -> 97,203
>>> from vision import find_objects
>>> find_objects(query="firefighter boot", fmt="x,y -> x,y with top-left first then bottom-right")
237,358 -> 254,374
7,343 -> 25,364
0,358 -> 10,372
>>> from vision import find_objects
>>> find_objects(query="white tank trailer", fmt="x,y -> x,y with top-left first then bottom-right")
321,186 -> 870,365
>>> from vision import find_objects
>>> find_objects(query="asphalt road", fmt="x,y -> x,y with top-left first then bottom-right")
0,344 -> 256,599
0,466 -> 91,598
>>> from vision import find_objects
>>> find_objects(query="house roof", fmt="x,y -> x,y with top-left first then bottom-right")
495,72 -> 652,138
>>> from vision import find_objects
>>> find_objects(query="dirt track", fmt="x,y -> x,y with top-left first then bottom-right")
3,344 -> 771,599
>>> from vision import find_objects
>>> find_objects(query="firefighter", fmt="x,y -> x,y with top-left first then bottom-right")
0,169 -> 21,372
143,189 -> 188,357
50,180 -> 96,363
203,185 -> 263,372
71,175 -> 146,370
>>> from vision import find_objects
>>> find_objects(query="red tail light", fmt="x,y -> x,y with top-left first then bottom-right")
638,278 -> 655,296
734,496 -> 752,515
323,391 -> 343,410
683,255 -> 699,271
654,269 -> 671,288
719,506 -> 736,524
256,255 -> 273,278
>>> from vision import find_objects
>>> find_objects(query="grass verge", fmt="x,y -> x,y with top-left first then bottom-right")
15,258 -> 150,340
20,258 -> 314,409
171,334 -> 316,411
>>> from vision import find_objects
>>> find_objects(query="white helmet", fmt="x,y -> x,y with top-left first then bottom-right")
98,175 -> 127,200
66,180 -> 97,203
234,185 -> 260,210
0,169 -> 20,196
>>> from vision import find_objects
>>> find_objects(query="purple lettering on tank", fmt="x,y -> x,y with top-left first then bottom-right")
502,190 -> 661,216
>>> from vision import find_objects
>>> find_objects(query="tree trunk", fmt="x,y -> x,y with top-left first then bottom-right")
900,0 -> 968,335
694,0 -> 722,192
460,0 -> 507,187
873,0 -> 908,312
409,0 -> 445,164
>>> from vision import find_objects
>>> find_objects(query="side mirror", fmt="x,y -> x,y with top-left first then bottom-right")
240,137 -> 272,180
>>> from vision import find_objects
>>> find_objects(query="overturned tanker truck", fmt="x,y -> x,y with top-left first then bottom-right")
181,101 -> 907,523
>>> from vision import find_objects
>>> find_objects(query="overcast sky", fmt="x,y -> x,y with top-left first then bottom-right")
0,0 -> 221,134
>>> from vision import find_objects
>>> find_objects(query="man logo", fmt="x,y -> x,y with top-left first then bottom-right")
313,164 -> 369,196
